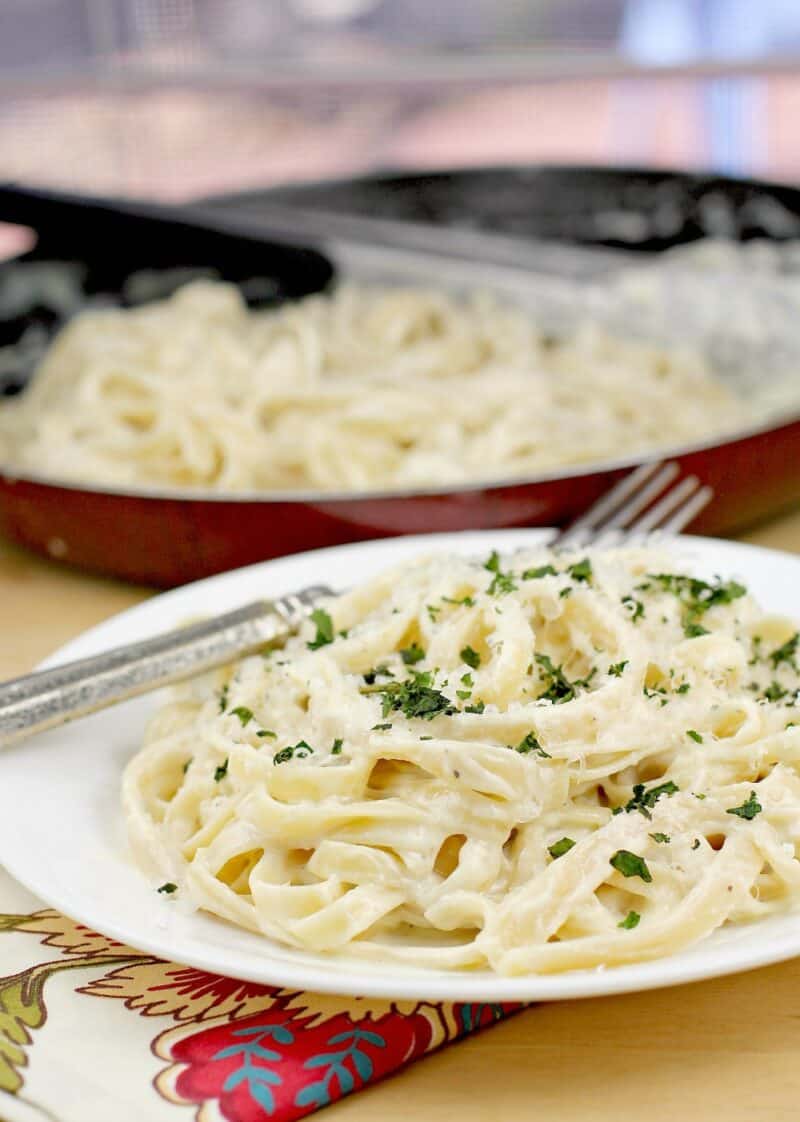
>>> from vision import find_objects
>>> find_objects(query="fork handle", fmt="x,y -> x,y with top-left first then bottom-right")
0,587 -> 328,748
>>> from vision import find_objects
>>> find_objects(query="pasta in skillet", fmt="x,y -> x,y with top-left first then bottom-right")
124,546 -> 800,975
0,281 -> 747,493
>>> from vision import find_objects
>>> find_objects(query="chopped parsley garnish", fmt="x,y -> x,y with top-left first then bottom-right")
464,700 -> 486,714
273,740 -> 313,765
214,758 -> 229,782
522,564 -> 558,580
676,682 -> 691,694
608,660 -> 628,678
645,572 -> 746,637
400,643 -> 426,666
559,587 -> 572,599
363,664 -> 394,685
375,669 -> 455,721
230,706 -> 254,727
621,595 -> 645,622
610,850 -> 652,882
769,633 -> 799,670
456,689 -> 471,700
618,910 -> 640,930
514,731 -> 551,758
426,604 -> 441,622
726,791 -> 762,820
443,594 -> 475,607
331,738 -> 343,755
157,882 -> 177,895
461,672 -> 474,688
218,684 -> 229,713
684,622 -> 710,638
460,645 -> 481,669
372,722 -> 393,731
534,653 -> 595,704
624,781 -> 679,819
182,758 -> 192,774
307,609 -> 335,650
257,729 -> 277,739
763,681 -> 789,703
650,832 -> 671,844
567,558 -> 593,583
686,729 -> 703,743
484,550 -> 517,596
548,837 -> 575,859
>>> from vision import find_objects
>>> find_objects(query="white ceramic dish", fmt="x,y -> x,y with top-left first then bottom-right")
3,529 -> 800,1003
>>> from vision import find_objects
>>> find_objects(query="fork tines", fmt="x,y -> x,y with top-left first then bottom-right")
556,461 -> 713,550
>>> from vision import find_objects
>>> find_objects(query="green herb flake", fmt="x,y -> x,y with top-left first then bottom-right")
650,832 -> 671,844
621,595 -> 645,622
685,622 -> 710,638
218,684 -> 229,713
213,758 -> 229,782
400,643 -> 426,666
559,587 -> 573,599
331,738 -> 344,755
307,608 -> 335,650
610,849 -> 652,882
523,564 -> 558,580
608,660 -> 628,678
464,700 -> 486,714
375,669 -> 455,721
182,758 -> 192,774
484,550 -> 517,596
676,682 -> 691,694
648,573 -> 746,639
273,740 -> 313,765
726,790 -> 762,820
515,731 -> 551,758
157,882 -> 177,895
230,706 -> 254,727
363,664 -> 395,685
257,729 -> 277,739
763,681 -> 789,703
624,781 -> 679,819
443,594 -> 475,607
426,604 -> 441,622
548,837 -> 575,859
618,910 -> 640,930
686,729 -> 704,743
456,689 -> 472,700
567,558 -> 593,583
460,645 -> 481,669
534,653 -> 595,704
372,722 -> 393,731
770,633 -> 799,670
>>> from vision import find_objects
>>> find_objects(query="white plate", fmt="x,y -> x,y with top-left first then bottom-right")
3,529 -> 800,1003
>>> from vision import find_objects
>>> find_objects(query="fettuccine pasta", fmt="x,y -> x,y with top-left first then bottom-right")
124,546 -> 800,974
0,280 -> 747,492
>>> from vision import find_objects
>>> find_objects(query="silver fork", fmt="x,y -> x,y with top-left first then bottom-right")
0,461 -> 712,747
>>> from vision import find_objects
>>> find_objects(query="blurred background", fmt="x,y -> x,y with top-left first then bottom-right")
1,0 -> 800,205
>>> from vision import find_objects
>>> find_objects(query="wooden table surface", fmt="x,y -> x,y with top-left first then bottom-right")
4,510 -> 800,1122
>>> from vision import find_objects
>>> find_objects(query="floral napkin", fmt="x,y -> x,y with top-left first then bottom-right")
0,868 -> 520,1122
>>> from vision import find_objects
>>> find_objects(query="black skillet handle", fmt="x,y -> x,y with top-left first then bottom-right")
0,182 -> 335,301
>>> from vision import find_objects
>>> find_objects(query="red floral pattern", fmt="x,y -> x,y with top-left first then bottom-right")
2,903 -> 523,1121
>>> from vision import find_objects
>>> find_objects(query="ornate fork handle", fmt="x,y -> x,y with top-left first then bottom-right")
0,587 -> 332,748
